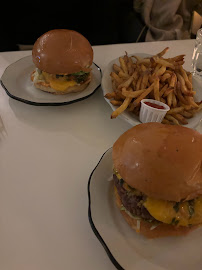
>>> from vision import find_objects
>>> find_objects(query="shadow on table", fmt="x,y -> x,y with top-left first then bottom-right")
8,89 -> 131,148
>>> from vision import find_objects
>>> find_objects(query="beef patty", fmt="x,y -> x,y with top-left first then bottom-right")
114,174 -> 155,221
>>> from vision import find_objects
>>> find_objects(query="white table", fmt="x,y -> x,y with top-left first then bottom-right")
0,40 -> 195,270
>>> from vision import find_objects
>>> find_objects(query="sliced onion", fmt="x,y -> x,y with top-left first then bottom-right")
150,224 -> 159,230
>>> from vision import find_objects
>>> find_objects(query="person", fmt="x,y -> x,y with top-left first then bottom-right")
134,0 -> 202,41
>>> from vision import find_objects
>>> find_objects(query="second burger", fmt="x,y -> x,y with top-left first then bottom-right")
31,29 -> 93,95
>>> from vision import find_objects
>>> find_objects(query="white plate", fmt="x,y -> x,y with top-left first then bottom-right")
88,148 -> 202,270
1,55 -> 102,106
101,53 -> 202,129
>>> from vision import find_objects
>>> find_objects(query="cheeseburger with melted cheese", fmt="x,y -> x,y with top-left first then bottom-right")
31,29 -> 93,94
113,123 -> 202,238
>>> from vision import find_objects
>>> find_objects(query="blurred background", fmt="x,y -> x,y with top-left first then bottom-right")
1,0 -> 202,51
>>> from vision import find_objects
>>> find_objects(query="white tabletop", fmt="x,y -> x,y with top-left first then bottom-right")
0,39 -> 195,270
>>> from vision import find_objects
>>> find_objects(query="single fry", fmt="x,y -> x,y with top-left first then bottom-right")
118,70 -> 129,79
118,75 -> 134,89
119,57 -> 128,74
110,72 -> 122,84
180,110 -> 193,118
160,73 -> 171,82
167,91 -> 173,107
127,62 -> 134,76
110,100 -> 123,106
123,51 -> 129,63
165,70 -> 173,75
155,65 -> 166,76
166,106 -> 184,115
105,92 -> 116,99
188,73 -> 192,84
132,70 -> 139,82
115,90 -> 125,100
176,73 -> 194,96
132,80 -> 137,90
112,80 -> 116,91
122,88 -> 145,98
140,64 -> 147,72
132,55 -> 142,62
133,83 -> 154,107
180,103 -> 193,110
176,81 -> 189,105
111,97 -> 132,118
163,88 -> 173,97
159,84 -> 168,97
162,118 -> 172,125
166,55 -> 185,62
169,73 -> 176,88
141,73 -> 149,89
136,76 -> 142,91
154,77 -> 160,101
159,97 -> 166,103
135,58 -> 150,65
151,56 -> 175,69
179,66 -> 192,90
172,92 -> 177,107
154,63 -> 162,73
157,47 -> 169,57
173,114 -> 188,125
113,64 -> 122,73
173,61 -> 185,66
165,115 -> 180,125
186,97 -> 199,108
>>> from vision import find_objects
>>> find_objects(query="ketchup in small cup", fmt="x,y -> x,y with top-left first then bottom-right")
139,99 -> 170,123
144,102 -> 165,110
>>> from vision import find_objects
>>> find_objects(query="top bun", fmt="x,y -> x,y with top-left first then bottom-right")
113,123 -> 202,202
32,29 -> 93,75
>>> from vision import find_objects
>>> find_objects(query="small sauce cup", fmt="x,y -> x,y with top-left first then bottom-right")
139,99 -> 170,123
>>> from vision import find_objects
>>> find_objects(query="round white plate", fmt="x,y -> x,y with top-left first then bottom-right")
1,55 -> 102,106
88,148 -> 202,270
101,54 -> 202,129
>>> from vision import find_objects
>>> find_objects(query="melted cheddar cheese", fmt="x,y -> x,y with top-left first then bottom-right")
42,71 -> 77,91
113,169 -> 202,227
144,197 -> 202,226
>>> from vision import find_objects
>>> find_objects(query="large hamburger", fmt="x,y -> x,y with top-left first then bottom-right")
31,29 -> 93,94
112,123 -> 202,238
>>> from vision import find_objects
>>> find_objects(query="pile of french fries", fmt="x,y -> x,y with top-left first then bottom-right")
105,47 -> 202,125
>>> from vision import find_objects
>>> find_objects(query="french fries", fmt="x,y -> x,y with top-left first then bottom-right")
111,97 -> 132,119
105,48 -> 202,125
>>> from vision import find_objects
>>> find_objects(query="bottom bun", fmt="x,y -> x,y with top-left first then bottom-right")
114,185 -> 199,238
31,70 -> 91,95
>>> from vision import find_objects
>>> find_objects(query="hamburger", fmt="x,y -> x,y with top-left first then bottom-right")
112,122 -> 202,238
31,29 -> 93,95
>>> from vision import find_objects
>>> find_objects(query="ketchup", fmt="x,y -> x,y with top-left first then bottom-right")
144,102 -> 165,109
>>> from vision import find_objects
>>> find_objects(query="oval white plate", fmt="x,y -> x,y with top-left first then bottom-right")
1,55 -> 102,106
101,54 -> 202,129
88,148 -> 202,270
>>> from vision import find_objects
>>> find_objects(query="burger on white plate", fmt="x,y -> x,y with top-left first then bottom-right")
112,122 -> 202,238
31,29 -> 93,95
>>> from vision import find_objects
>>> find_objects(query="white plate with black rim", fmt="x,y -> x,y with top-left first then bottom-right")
101,53 -> 202,129
0,55 -> 102,106
88,148 -> 202,270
